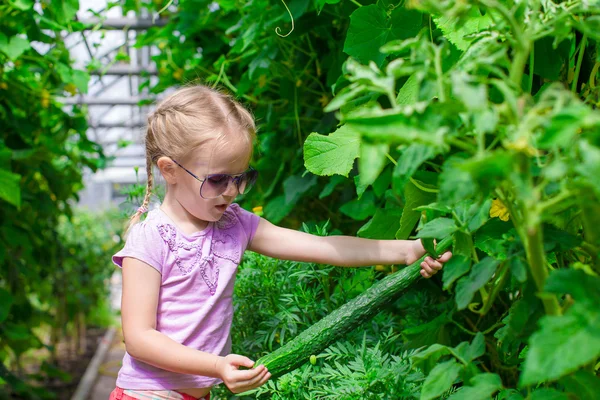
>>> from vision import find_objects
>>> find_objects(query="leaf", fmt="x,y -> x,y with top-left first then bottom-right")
51,0 -> 79,25
372,166 -> 392,197
402,313 -> 451,349
264,195 -> 295,224
495,283 -> 544,355
439,156 -> 478,206
544,269 -> 600,307
359,141 -> 389,187
453,231 -> 473,258
447,373 -> 503,400
396,180 -> 436,239
340,190 -> 377,220
411,344 -> 452,373
344,5 -> 423,66
529,388 -> 570,400
442,255 -> 471,290
451,71 -> 488,111
433,7 -> 493,51
455,257 -> 499,310
346,107 -> 446,147
466,199 -> 492,233
575,141 -> 600,199
538,105 -> 592,149
533,37 -> 571,80
466,332 -> 486,361
560,370 -> 600,400
397,73 -> 419,105
71,69 -> 90,94
0,168 -> 21,208
357,208 -> 403,239
420,359 -> 462,400
303,125 -> 360,177
319,175 -> 346,199
417,218 -> 458,239
283,175 -> 317,204
392,143 -> 436,194
460,152 -> 515,193
354,175 -> 369,198
422,238 -> 437,258
0,35 -> 31,60
520,303 -> 600,387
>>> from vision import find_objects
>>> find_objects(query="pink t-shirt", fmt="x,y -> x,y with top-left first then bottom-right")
112,203 -> 260,390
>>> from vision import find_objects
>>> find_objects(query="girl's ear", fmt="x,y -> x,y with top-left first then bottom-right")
157,156 -> 178,185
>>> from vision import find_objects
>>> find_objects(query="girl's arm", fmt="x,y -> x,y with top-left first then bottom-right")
121,257 -> 270,392
248,218 -> 451,275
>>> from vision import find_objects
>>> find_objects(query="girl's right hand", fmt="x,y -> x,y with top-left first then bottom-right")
215,354 -> 271,393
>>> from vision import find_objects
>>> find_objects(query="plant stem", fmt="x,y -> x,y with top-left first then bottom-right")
433,46 -> 446,102
528,44 -> 535,93
523,223 -> 561,315
571,33 -> 588,93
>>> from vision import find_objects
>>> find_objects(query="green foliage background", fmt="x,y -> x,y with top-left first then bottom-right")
2,0 -> 600,399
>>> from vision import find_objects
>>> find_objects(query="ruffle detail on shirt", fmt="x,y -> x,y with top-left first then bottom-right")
156,222 -> 220,295
212,230 -> 240,264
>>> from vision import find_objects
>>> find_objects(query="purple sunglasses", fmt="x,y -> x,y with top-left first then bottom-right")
172,159 -> 258,199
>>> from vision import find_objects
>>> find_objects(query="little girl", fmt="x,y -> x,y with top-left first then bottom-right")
109,85 -> 452,400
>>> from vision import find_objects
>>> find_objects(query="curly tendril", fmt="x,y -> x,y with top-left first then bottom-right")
275,0 -> 295,38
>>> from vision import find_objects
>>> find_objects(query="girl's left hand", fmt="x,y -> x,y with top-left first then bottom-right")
407,239 -> 453,278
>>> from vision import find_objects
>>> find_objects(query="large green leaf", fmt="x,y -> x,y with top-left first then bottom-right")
0,168 -> 21,208
420,359 -> 462,400
455,257 -> 499,310
442,255 -> 471,290
520,302 -> 600,386
303,125 -> 360,177
357,207 -> 403,239
560,371 -> 600,400
344,5 -> 423,66
417,218 -> 458,239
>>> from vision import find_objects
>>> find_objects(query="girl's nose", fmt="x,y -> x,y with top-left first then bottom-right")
222,178 -> 239,197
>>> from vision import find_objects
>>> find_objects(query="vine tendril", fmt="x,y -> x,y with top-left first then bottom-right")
275,0 -> 295,38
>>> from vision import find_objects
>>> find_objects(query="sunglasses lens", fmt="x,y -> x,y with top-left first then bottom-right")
201,174 -> 230,199
238,170 -> 257,194
200,170 -> 258,198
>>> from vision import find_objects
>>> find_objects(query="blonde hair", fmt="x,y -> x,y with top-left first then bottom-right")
125,85 -> 256,231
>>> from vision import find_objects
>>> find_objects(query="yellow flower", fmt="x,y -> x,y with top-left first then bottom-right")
258,74 -> 267,88
319,94 -> 329,108
490,198 -> 510,221
65,83 -> 77,96
41,90 -> 50,108
252,206 -> 264,217
173,69 -> 184,81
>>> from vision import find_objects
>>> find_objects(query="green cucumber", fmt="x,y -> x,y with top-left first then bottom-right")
253,237 -> 453,378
